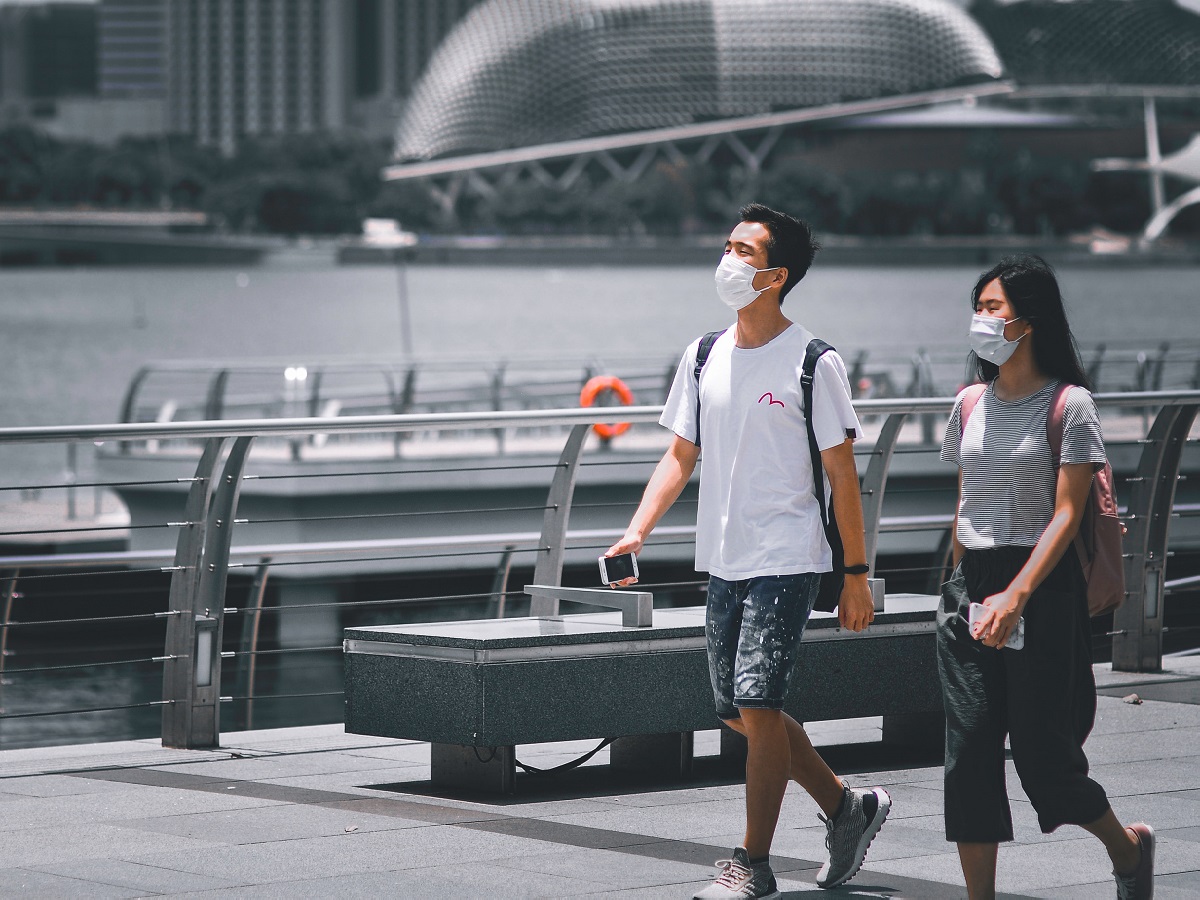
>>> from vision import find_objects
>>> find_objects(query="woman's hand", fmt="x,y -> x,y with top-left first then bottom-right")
972,589 -> 1027,648
603,533 -> 643,587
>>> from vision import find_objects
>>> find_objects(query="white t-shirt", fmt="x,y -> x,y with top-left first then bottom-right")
660,324 -> 862,580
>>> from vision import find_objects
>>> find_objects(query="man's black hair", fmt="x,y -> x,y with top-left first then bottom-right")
738,203 -> 820,302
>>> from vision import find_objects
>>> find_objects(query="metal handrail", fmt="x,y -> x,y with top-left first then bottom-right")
2,390 -> 1198,444
1,390 -> 1197,750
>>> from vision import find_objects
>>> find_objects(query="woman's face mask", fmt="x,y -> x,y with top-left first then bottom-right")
968,312 -> 1028,366
714,254 -> 779,311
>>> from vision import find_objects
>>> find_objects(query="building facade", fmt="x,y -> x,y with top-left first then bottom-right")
98,0 -> 166,99
164,0 -> 351,155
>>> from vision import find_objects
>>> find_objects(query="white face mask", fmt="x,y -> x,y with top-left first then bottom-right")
714,254 -> 779,311
968,312 -> 1027,366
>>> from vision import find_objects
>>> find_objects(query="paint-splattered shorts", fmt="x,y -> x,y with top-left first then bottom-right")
706,573 -> 820,720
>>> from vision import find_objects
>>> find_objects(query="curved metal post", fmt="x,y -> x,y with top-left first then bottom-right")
234,556 -> 271,732
118,366 -> 152,425
188,435 -> 255,748
530,423 -> 590,615
162,437 -> 227,748
307,369 -> 324,418
0,570 -> 19,741
203,369 -> 231,421
861,413 -> 908,570
1112,402 -> 1200,672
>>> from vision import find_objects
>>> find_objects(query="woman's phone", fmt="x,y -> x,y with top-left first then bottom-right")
599,552 -> 638,585
968,602 -> 1024,650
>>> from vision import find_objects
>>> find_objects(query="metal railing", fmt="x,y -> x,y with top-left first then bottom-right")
115,343 -> 1200,437
0,391 -> 1196,750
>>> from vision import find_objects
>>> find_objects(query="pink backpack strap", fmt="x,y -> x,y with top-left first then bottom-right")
958,383 -> 988,434
1046,382 -> 1071,466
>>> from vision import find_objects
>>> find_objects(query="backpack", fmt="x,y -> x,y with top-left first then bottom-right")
958,382 -> 1125,617
693,331 -> 845,613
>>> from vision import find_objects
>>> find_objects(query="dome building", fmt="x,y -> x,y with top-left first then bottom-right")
971,0 -> 1200,87
394,0 -> 1005,162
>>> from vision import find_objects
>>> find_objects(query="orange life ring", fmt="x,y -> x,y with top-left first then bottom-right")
580,375 -> 634,440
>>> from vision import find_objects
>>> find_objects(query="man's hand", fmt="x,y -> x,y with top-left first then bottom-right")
603,534 -> 643,587
838,575 -> 874,632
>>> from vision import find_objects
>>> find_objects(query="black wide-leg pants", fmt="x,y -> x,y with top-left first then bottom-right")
937,546 -> 1111,843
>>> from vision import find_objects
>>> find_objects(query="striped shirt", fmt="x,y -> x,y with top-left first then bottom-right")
941,380 -> 1107,549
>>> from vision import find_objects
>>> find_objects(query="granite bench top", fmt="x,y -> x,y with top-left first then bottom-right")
344,593 -> 939,652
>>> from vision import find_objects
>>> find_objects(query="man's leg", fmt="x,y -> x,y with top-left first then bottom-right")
737,708 -> 790,859
724,712 -> 843,818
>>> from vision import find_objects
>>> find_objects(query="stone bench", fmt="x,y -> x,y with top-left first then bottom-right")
343,589 -> 943,794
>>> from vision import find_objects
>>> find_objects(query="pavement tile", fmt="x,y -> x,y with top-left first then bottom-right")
541,797 -> 747,842
462,816 -> 665,850
175,862 -> 615,899
492,846 -> 717,890
0,822 -> 220,869
257,765 -> 428,792
0,784 -> 281,832
1163,823 -> 1200,843
573,885 -> 705,898
588,784 -> 746,808
0,868 -> 142,898
1090,756 -> 1200,797
1084,725 -> 1200,764
122,823 -> 568,883
317,795 -> 506,824
753,819 -> 946,865
30,858 -> 243,894
116,801 -> 432,844
0,774 -> 137,798
153,751 -> 405,780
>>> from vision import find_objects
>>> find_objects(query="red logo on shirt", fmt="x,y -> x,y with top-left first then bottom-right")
758,392 -> 785,408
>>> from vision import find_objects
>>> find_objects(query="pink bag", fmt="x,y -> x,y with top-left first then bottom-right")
959,383 -> 1126,617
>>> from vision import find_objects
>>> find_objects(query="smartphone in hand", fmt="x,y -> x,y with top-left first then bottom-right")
968,602 -> 1024,650
599,552 -> 638,585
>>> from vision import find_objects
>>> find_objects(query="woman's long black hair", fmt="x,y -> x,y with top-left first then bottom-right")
969,254 -> 1091,389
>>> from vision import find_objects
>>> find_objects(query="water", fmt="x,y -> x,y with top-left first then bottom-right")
3,258 -> 1196,431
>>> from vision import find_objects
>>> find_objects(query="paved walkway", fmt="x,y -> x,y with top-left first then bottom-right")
1,658 -> 1199,898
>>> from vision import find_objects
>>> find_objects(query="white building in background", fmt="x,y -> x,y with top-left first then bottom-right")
162,0 -> 484,154
0,0 -> 484,149
165,0 -> 352,155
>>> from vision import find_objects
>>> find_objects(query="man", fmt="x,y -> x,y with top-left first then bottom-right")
606,204 -> 890,899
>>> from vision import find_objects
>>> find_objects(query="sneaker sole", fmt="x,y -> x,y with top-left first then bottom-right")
692,887 -> 781,900
817,788 -> 892,890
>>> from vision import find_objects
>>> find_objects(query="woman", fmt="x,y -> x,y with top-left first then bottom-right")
938,255 -> 1154,900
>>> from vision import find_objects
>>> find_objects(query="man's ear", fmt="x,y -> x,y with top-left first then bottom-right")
773,266 -> 788,287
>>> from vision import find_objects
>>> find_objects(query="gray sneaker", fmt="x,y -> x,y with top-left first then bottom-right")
693,847 -> 781,900
815,785 -> 891,889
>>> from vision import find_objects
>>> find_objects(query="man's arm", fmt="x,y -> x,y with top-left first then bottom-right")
820,438 -> 874,632
605,435 -> 700,585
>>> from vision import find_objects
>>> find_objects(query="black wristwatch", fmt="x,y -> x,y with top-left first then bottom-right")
844,563 -> 870,575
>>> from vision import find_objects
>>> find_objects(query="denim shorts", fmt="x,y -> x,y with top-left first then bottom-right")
706,573 -> 820,720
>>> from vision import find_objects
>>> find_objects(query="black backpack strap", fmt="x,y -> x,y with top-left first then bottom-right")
692,329 -> 727,447
801,338 -> 836,530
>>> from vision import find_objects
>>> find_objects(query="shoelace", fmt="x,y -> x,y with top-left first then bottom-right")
818,813 -> 836,851
711,858 -> 752,890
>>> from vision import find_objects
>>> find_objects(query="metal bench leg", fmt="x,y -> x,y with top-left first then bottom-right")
882,711 -> 944,751
610,733 -> 694,779
430,742 -> 515,794
719,726 -> 748,767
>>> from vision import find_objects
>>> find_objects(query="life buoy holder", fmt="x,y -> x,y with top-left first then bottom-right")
580,375 -> 634,441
